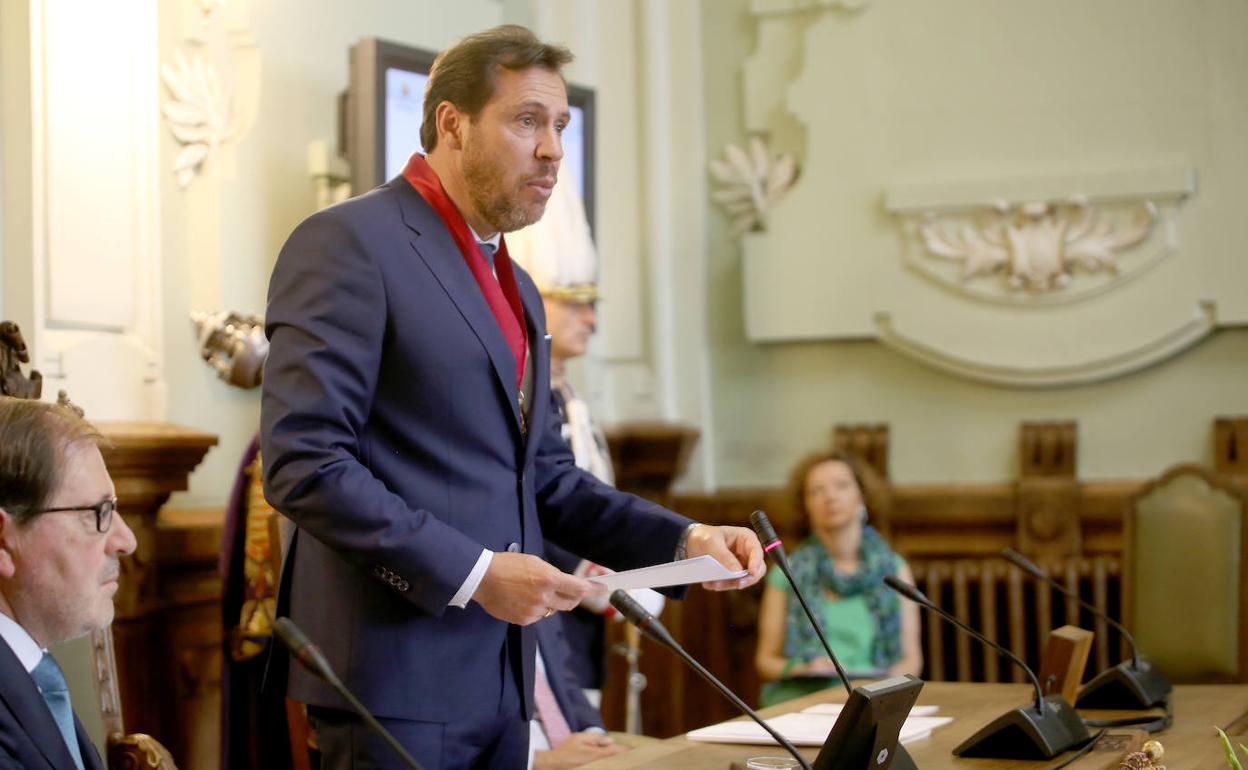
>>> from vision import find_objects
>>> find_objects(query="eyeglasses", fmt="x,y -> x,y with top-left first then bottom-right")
29,496 -> 118,533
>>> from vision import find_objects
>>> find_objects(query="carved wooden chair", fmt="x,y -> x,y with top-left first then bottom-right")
1124,463 -> 1248,682
91,627 -> 180,769
52,627 -> 178,769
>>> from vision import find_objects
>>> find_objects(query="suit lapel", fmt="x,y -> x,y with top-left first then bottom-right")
0,639 -> 78,770
395,181 -> 525,437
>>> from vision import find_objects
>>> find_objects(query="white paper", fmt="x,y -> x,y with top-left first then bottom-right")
800,703 -> 940,718
586,555 -> 749,591
685,712 -> 953,747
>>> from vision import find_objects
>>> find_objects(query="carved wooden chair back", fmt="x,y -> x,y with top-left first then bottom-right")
84,625 -> 179,769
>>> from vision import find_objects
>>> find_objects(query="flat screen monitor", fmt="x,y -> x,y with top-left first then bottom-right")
346,37 -> 595,232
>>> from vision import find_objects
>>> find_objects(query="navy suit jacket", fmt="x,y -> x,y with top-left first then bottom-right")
261,176 -> 690,723
0,637 -> 104,770
543,541 -> 607,689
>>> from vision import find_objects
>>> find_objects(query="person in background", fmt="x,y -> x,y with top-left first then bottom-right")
0,397 -> 138,769
508,177 -> 666,707
528,617 -> 628,770
754,450 -> 922,707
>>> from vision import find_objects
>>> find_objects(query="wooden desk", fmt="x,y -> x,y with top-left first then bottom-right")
585,682 -> 1248,769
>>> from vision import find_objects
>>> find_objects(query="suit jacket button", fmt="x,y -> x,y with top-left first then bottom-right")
506,542 -> 520,553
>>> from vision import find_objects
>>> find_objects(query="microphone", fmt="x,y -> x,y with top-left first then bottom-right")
883,576 -> 1044,714
273,618 -> 426,770
609,591 -> 813,770
750,511 -> 920,770
883,576 -> 1090,759
749,510 -> 852,690
1001,548 -> 1171,709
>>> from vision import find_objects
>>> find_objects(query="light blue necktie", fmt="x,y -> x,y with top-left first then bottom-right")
479,242 -> 496,268
31,653 -> 86,770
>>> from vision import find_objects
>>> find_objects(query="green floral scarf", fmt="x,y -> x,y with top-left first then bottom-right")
781,526 -> 902,671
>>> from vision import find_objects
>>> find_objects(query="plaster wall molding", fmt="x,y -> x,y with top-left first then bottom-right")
708,137 -> 798,235
160,0 -> 260,188
885,166 -> 1194,306
873,301 -> 1218,389
748,0 -> 870,17
741,0 -> 868,137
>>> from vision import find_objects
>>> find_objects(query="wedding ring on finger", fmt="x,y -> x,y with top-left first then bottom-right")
544,607 -> 555,618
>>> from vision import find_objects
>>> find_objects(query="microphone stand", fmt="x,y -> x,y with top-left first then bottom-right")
884,576 -> 1091,760
751,511 -> 920,770
273,618 -> 426,770
1001,548 -> 1171,709
610,591 -> 814,770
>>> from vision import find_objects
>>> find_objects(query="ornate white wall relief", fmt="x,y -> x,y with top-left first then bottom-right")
161,0 -> 260,188
887,167 -> 1192,306
919,199 -> 1155,294
709,137 -> 798,235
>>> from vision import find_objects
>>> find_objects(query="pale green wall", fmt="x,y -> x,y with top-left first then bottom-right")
700,0 -> 1248,486
0,0 -> 32,330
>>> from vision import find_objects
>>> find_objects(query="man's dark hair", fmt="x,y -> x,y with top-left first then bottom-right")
420,24 -> 573,152
0,397 -> 103,524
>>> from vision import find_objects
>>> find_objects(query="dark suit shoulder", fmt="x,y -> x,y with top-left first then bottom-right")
290,178 -> 410,235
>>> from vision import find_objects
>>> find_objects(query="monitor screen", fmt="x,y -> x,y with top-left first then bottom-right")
383,66 -> 427,178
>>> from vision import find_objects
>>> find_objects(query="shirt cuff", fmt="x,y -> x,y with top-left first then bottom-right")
674,522 -> 701,561
450,549 -> 493,608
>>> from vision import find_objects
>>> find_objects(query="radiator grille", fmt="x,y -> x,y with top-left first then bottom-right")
910,556 -> 1123,683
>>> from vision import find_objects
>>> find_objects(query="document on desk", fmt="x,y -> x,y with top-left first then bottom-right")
685,706 -> 953,747
802,703 -> 941,718
587,555 -> 749,591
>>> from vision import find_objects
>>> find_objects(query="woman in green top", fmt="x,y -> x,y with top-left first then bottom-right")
755,450 -> 923,707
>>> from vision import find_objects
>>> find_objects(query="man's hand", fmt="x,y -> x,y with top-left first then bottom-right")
684,524 -> 765,591
472,552 -> 607,625
534,732 -> 629,770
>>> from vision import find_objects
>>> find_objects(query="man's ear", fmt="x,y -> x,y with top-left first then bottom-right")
435,101 -> 465,150
0,508 -> 16,579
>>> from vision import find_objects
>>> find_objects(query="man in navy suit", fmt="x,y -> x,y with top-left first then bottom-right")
262,24 -> 763,770
0,397 -> 138,769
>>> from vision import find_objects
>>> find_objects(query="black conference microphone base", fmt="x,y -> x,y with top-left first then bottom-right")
890,747 -> 918,770
1076,657 -> 1171,709
953,694 -> 1090,760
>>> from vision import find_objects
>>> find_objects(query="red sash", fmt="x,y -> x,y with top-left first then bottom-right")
402,154 -> 528,391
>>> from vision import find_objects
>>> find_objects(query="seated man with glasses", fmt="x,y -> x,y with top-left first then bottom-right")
0,396 -> 137,770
